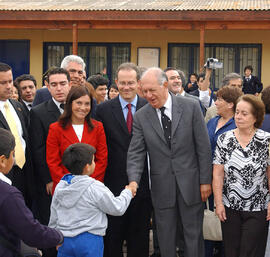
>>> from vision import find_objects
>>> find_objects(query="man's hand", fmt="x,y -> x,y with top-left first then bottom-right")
128,181 -> 138,197
200,184 -> 212,202
46,182 -> 53,195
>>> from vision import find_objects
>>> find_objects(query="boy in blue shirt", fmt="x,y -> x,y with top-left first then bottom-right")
49,143 -> 133,257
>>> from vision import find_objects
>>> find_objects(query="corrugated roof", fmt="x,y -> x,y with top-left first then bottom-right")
0,0 -> 270,11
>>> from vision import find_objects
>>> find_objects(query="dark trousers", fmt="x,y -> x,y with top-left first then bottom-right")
104,195 -> 152,257
222,206 -> 269,257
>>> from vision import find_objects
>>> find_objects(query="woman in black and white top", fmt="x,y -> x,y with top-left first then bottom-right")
213,94 -> 270,257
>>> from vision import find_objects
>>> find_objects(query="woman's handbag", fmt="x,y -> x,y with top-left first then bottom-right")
203,200 -> 222,241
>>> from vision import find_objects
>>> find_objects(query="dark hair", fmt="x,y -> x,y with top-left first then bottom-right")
87,74 -> 109,90
43,66 -> 58,84
62,143 -> 96,175
189,73 -> 198,79
0,128 -> 15,158
15,74 -> 37,88
236,94 -> 265,128
197,73 -> 205,82
47,68 -> 70,83
216,86 -> 243,112
0,62 -> 11,72
108,84 -> 119,99
59,86 -> 94,130
244,65 -> 253,73
261,86 -> 270,114
116,62 -> 140,81
164,67 -> 186,86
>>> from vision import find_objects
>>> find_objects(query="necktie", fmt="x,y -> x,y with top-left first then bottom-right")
60,103 -> 65,110
126,103 -> 133,134
4,103 -> 25,168
160,107 -> 171,149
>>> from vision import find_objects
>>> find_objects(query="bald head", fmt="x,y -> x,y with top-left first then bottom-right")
141,67 -> 169,109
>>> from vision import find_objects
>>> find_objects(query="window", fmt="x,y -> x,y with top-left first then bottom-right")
44,42 -> 131,84
168,43 -> 262,90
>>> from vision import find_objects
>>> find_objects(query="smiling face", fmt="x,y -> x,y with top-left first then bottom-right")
71,95 -> 91,124
166,69 -> 182,95
66,62 -> 84,87
95,85 -> 107,103
116,69 -> 138,102
235,100 -> 256,130
109,87 -> 119,99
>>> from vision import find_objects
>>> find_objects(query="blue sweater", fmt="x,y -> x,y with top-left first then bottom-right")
207,116 -> 236,158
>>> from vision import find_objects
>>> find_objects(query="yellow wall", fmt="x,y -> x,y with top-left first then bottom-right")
1,28 -> 270,87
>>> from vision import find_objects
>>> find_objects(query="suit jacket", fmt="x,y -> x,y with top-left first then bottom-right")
29,99 -> 61,186
242,75 -> 263,94
0,99 -> 35,200
95,95 -> 150,197
127,93 -> 212,208
33,87 -> 52,107
46,120 -> 108,192
178,92 -> 206,116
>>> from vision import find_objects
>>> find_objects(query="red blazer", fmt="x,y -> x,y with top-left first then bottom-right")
46,119 -> 108,193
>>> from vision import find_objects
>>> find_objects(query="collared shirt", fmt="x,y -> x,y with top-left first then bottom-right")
22,100 -> 33,111
0,172 -> 12,185
52,98 -> 64,114
245,75 -> 252,81
0,100 -> 26,152
156,93 -> 172,126
119,95 -> 138,121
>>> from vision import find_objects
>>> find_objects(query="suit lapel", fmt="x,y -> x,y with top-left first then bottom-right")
171,93 -> 183,138
112,96 -> 129,135
47,99 -> 61,121
0,110 -> 9,129
62,124 -> 80,144
146,105 -> 167,144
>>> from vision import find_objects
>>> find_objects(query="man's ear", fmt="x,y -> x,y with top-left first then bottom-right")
0,155 -> 6,170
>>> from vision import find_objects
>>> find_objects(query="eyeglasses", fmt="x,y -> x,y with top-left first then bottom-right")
118,81 -> 137,87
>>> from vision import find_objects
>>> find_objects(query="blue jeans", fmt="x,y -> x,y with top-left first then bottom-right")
58,232 -> 103,257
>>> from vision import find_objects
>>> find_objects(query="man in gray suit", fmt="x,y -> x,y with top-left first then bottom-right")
127,67 -> 212,257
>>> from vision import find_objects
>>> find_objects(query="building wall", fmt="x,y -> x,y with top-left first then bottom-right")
0,29 -> 270,88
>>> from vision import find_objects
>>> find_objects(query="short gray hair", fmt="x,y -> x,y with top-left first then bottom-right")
142,67 -> 168,86
61,55 -> 86,70
222,73 -> 242,87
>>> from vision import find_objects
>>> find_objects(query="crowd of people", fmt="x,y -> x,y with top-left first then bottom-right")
0,54 -> 269,257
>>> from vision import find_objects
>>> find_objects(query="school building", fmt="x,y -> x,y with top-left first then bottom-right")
1,0 -> 270,89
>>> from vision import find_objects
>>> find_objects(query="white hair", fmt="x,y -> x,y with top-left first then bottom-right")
141,67 -> 168,86
60,55 -> 86,70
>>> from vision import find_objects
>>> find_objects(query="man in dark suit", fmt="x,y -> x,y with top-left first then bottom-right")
242,65 -> 263,95
127,67 -> 212,257
96,62 -> 151,257
0,62 -> 35,208
29,68 -> 71,257
165,67 -> 206,116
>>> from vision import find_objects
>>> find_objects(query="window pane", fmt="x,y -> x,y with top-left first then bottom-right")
239,47 -> 259,76
47,45 -> 65,68
88,46 -> 107,77
111,46 -> 130,82
170,46 -> 190,77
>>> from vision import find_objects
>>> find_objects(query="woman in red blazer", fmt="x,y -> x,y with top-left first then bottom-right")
46,86 -> 108,193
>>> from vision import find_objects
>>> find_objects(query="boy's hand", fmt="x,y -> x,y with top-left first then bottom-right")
126,181 -> 138,197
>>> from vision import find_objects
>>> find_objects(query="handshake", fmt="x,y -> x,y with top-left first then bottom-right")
125,181 -> 138,197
